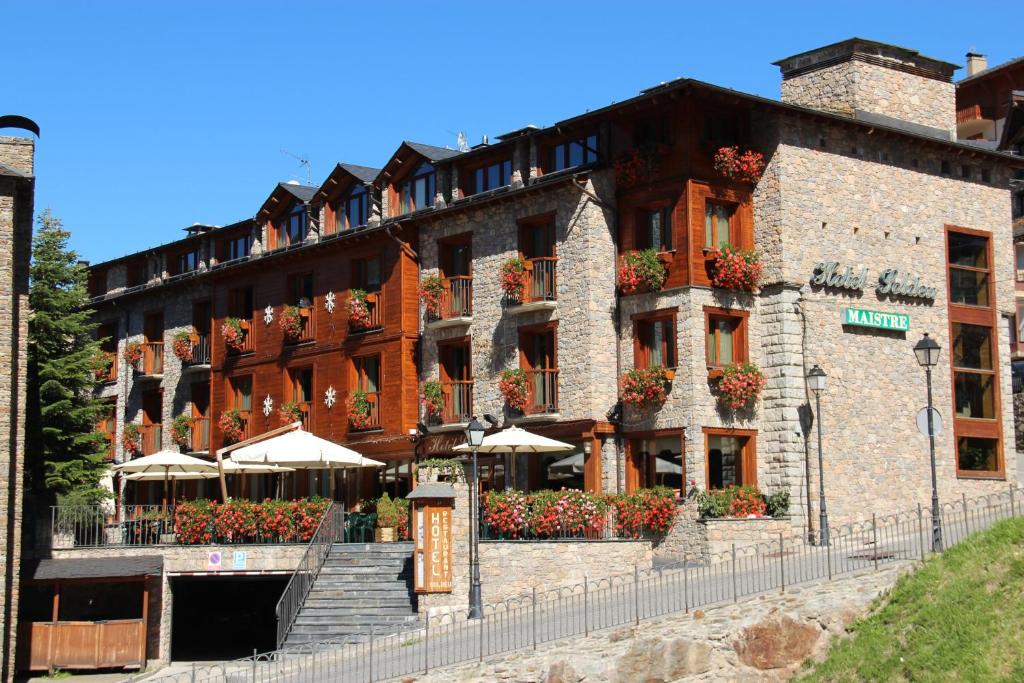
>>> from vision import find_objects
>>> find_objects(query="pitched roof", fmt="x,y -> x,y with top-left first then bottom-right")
279,182 -> 318,203
404,141 -> 461,162
406,482 -> 457,500
959,55 -> 1024,84
339,164 -> 381,183
25,556 -> 163,581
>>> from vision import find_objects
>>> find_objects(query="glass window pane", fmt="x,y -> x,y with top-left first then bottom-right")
475,168 -> 484,193
488,164 -> 500,189
650,322 -> 664,367
957,436 -> 998,472
585,135 -> 598,163
949,268 -> 990,306
539,445 -> 585,491
503,160 -> 512,182
718,319 -> 733,365
954,372 -> 995,419
704,204 -> 714,248
552,145 -> 565,172
716,205 -> 731,248
948,232 -> 988,269
1016,245 -> 1024,271
707,435 -> 742,489
569,141 -> 583,167
952,323 -> 992,370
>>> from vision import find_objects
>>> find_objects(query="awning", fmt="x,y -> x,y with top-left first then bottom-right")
25,556 -> 163,581
407,482 -> 457,500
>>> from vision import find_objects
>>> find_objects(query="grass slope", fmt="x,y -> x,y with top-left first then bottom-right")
799,516 -> 1024,682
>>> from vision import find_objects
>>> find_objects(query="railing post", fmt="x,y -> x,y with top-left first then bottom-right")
633,564 -> 640,626
779,532 -> 785,594
962,492 -> 970,536
872,513 -> 879,572
478,609 -> 485,662
1011,485 -> 1017,519
731,544 -> 738,602
683,559 -> 689,613
918,503 -> 925,562
423,612 -> 429,673
191,661 -> 196,683
826,532 -> 832,580
368,627 -> 374,682
583,575 -> 589,636
531,587 -> 537,651
251,648 -> 256,683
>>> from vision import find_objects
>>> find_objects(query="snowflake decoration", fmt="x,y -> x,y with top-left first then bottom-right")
324,291 -> 336,314
263,305 -> 274,326
262,394 -> 274,417
324,385 -> 337,409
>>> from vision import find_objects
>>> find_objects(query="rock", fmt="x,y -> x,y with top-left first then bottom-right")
693,609 -> 705,619
542,660 -> 578,683
612,637 -> 711,682
609,627 -> 635,642
732,614 -> 820,670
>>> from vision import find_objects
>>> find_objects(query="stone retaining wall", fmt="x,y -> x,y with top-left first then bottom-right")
700,517 -> 795,557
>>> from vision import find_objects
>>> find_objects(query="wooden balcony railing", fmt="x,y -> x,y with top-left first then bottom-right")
139,424 -> 162,455
189,417 -> 210,452
350,392 -> 381,431
956,103 -> 982,126
442,380 -> 473,424
140,342 -> 164,376
96,351 -> 117,383
188,333 -> 211,365
350,292 -> 383,333
227,320 -> 254,355
524,369 -> 559,415
429,277 -> 473,321
508,258 -> 557,305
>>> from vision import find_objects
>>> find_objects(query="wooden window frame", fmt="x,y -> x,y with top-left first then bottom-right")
352,254 -> 383,293
703,427 -> 757,489
518,322 -> 558,373
331,185 -> 368,233
703,199 -> 739,251
944,225 -> 1004,479
229,374 -> 253,414
687,181 -> 753,287
439,234 -> 473,278
222,232 -> 252,262
274,201 -> 308,249
625,429 -> 686,495
635,203 -> 674,253
470,158 -> 513,195
173,249 -> 201,276
545,132 -> 599,174
353,354 -> 382,395
397,162 -> 436,214
703,306 -> 750,377
631,307 -> 679,371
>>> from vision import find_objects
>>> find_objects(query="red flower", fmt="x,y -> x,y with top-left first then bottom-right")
713,146 -> 765,183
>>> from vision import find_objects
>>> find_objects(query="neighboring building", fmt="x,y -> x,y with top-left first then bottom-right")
955,51 -> 1024,449
0,122 -> 36,683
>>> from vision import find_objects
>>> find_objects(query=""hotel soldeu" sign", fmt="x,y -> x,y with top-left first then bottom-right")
811,261 -> 937,301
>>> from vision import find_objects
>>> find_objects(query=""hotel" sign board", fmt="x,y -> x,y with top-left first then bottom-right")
842,307 -> 910,332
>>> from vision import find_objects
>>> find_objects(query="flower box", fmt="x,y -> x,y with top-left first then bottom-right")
713,146 -> 765,184
617,249 -> 667,295
716,363 -> 766,411
708,247 -> 763,292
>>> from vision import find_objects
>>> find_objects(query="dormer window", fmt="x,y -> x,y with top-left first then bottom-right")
472,159 -> 512,194
550,134 -> 598,173
175,249 -> 200,275
335,185 -> 368,232
398,162 -> 436,214
277,201 -> 308,248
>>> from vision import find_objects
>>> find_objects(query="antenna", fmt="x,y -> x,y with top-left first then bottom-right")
456,132 -> 470,152
280,149 -> 312,185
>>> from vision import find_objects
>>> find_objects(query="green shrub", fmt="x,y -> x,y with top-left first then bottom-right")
764,490 -> 790,518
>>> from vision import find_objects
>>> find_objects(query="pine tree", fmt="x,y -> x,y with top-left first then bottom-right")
26,210 -> 110,505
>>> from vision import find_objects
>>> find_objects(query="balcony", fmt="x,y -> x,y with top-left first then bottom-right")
284,308 -> 314,345
183,333 -> 211,370
426,277 -> 473,330
136,343 -> 164,379
349,392 -> 381,432
139,424 -> 162,455
512,369 -> 560,424
426,381 -> 473,431
226,320 -> 254,356
188,417 -> 210,453
349,292 -> 383,334
506,258 -> 557,313
95,351 -> 117,383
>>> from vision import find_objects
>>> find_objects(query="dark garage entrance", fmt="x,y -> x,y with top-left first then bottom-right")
171,576 -> 288,660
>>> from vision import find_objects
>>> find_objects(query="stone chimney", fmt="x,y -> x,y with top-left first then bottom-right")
774,38 -> 959,138
0,135 -> 34,177
966,52 -> 988,77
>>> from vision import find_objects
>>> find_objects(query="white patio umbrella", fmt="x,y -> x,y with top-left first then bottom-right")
112,451 -> 219,511
453,425 -> 574,490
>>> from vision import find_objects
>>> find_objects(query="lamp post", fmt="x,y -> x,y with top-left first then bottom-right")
807,365 -> 829,546
913,333 -> 943,553
464,417 -> 485,619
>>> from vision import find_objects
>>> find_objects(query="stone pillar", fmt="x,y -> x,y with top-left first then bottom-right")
414,464 -> 471,617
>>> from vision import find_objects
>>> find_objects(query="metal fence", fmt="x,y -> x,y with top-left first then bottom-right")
134,486 -> 1024,683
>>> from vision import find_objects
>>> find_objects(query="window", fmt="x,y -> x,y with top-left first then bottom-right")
228,286 -> 254,320
354,356 -> 380,394
550,134 -> 598,172
354,256 -> 382,292
289,366 -> 313,426
946,227 -> 1002,477
537,445 -> 586,491
398,162 -> 436,214
704,429 -> 756,489
628,434 -> 683,494
289,273 -> 314,307
225,234 -> 252,261
637,207 -> 673,252
948,231 -> 990,307
277,201 -> 308,247
439,340 -> 472,423
518,217 -> 557,303
704,202 -> 735,249
634,313 -> 676,369
335,186 -> 368,231
231,375 -> 253,413
175,250 -> 200,274
472,159 -> 512,194
705,308 -> 748,368
519,325 -> 558,414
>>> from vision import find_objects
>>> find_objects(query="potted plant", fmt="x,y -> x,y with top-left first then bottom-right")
348,289 -> 372,330
617,248 -> 667,295
122,422 -> 142,455
713,146 -> 766,184
420,274 -> 445,319
374,492 -> 399,543
614,144 -> 669,189
709,246 -> 763,292
348,390 -> 373,430
716,362 -> 767,411
123,341 -> 143,368
171,414 -> 193,450
421,380 -> 444,422
498,368 -> 529,413
279,400 -> 303,425
621,366 -> 671,410
172,330 -> 194,362
221,317 -> 246,351
93,351 -> 113,381
279,305 -> 304,339
500,257 -> 527,302
218,409 -> 245,444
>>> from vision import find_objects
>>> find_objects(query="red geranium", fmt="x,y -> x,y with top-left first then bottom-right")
621,366 -> 670,409
709,246 -> 762,291
348,290 -> 372,330
279,305 -> 304,339
420,275 -> 444,318
218,409 -> 245,444
498,369 -> 529,412
172,331 -> 193,362
221,318 -> 245,351
713,146 -> 765,183
500,257 -> 527,301
717,363 -> 766,411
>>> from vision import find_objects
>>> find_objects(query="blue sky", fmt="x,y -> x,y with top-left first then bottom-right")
3,1 -> 1018,264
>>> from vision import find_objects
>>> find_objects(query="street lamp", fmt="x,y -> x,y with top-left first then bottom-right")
913,333 -> 943,553
465,417 -> 485,619
807,365 -> 829,546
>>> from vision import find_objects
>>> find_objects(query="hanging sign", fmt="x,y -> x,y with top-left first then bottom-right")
811,262 -> 936,301
413,503 -> 453,593
842,307 -> 910,332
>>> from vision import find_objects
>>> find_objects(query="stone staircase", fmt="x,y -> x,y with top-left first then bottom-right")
282,542 -> 419,647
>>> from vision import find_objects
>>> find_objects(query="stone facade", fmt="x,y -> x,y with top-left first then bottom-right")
0,135 -> 33,683
406,562 -> 913,682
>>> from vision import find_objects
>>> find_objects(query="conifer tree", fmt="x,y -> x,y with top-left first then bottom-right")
26,210 -> 110,504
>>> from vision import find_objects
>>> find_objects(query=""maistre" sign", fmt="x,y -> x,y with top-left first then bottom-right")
843,307 -> 910,332
811,262 -> 937,301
